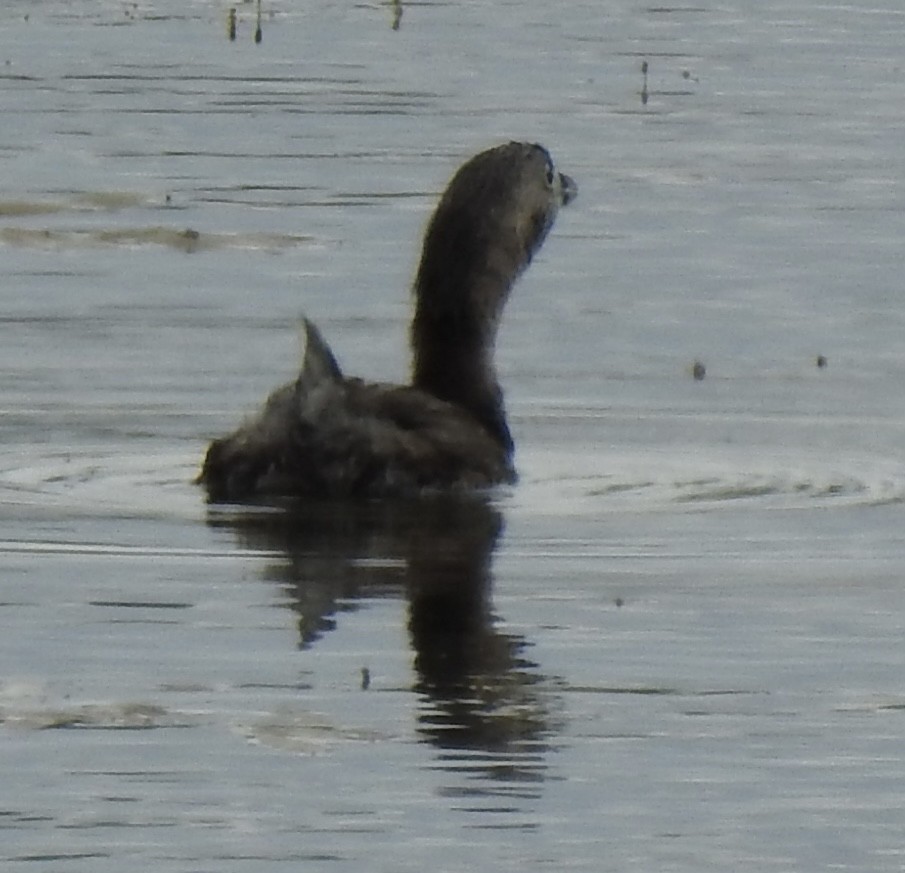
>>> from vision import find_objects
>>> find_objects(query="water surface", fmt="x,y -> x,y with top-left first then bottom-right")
2,1 -> 905,870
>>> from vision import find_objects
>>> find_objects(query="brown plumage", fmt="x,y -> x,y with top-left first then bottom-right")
198,142 -> 576,501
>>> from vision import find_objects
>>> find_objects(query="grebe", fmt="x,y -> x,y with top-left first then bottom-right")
199,141 -> 576,500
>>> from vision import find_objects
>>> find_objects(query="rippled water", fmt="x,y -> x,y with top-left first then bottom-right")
3,1 -> 905,870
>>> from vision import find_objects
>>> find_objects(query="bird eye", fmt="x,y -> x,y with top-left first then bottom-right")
530,144 -> 556,186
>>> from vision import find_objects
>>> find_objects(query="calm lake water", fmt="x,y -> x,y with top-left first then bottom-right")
3,1 -> 905,870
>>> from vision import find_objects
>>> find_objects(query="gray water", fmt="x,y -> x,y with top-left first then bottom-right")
3,1 -> 905,870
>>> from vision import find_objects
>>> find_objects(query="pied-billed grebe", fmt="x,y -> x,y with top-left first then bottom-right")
198,141 -> 576,501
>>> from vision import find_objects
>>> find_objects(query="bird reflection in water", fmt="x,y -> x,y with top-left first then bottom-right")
208,495 -> 559,803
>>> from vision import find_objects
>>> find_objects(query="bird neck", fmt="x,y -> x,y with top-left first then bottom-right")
410,276 -> 513,454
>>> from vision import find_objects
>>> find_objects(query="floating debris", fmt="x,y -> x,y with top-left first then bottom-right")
641,60 -> 649,105
692,360 -> 706,381
237,710 -> 386,754
254,0 -> 263,44
816,354 -> 827,369
0,226 -> 314,253
3,701 -> 179,731
227,7 -> 236,41
0,191 -> 148,216
390,0 -> 403,30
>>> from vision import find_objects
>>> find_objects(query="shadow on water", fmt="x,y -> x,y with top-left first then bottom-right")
208,494 -> 559,803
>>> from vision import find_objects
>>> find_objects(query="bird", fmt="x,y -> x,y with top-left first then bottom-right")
198,141 -> 576,501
